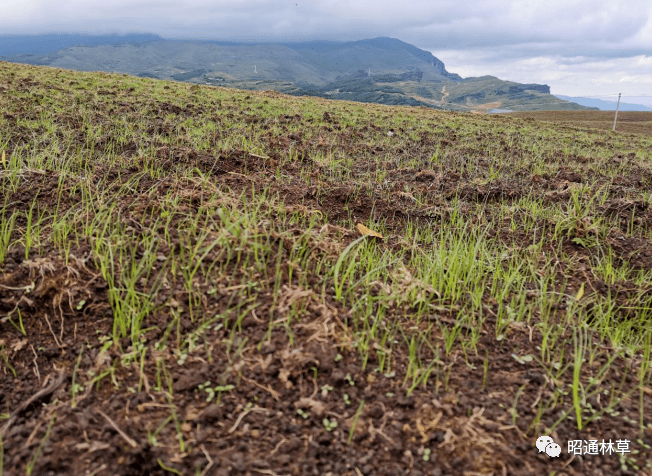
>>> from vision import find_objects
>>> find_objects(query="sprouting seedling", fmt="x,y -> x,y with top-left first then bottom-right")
321,385 -> 333,397
176,352 -> 188,366
296,408 -> 309,419
323,418 -> 337,431
204,387 -> 215,403
197,382 -> 234,403
212,385 -> 234,403
345,373 -> 355,386
334,354 -> 343,362
423,448 -> 431,461
343,394 -> 351,405
154,341 -> 167,351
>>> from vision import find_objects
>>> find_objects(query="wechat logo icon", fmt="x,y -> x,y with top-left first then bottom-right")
536,436 -> 561,457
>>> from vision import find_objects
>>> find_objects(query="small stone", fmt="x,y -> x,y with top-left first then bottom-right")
199,404 -> 223,422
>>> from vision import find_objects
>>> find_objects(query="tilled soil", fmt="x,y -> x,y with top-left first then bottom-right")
1,61 -> 652,476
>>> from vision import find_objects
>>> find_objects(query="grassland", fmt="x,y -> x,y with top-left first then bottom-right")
1,60 -> 652,475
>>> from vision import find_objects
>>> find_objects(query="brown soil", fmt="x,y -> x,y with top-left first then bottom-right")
1,61 -> 651,476
506,110 -> 652,136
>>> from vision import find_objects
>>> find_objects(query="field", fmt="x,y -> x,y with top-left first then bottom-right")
505,111 -> 652,136
1,60 -> 652,476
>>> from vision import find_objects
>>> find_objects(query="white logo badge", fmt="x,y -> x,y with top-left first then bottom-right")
536,436 -> 561,457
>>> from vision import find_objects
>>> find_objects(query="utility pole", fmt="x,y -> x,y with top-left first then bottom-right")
612,93 -> 621,132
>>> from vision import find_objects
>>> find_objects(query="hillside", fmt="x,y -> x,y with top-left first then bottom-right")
1,35 -> 594,112
0,61 -> 651,476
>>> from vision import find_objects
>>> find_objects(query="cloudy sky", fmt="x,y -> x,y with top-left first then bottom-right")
3,0 -> 652,106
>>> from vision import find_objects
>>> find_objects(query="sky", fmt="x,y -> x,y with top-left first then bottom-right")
3,0 -> 652,107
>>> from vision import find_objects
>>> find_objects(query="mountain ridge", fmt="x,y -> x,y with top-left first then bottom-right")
554,95 -> 652,112
0,34 -> 593,112
0,33 -> 162,56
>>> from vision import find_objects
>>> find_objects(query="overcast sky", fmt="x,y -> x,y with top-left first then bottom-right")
3,0 -> 652,106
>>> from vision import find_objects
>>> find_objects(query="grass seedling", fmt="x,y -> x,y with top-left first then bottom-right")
0,345 -> 17,378
5,308 -> 26,336
0,210 -> 17,265
572,326 -> 587,430
158,459 -> 182,475
162,361 -> 185,453
482,349 -> 489,391
26,413 -> 56,476
348,400 -> 365,445
510,384 -> 527,425
71,345 -> 85,408
638,331 -> 652,433
148,415 -> 173,447
24,200 -> 36,259
333,236 -> 366,301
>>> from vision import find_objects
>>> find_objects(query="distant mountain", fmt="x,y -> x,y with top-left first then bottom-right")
0,33 -> 162,56
285,37 -> 463,82
554,95 -> 652,112
0,34 -> 594,112
2,36 -> 461,85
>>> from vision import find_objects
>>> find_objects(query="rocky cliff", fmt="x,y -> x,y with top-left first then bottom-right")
344,37 -> 463,81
